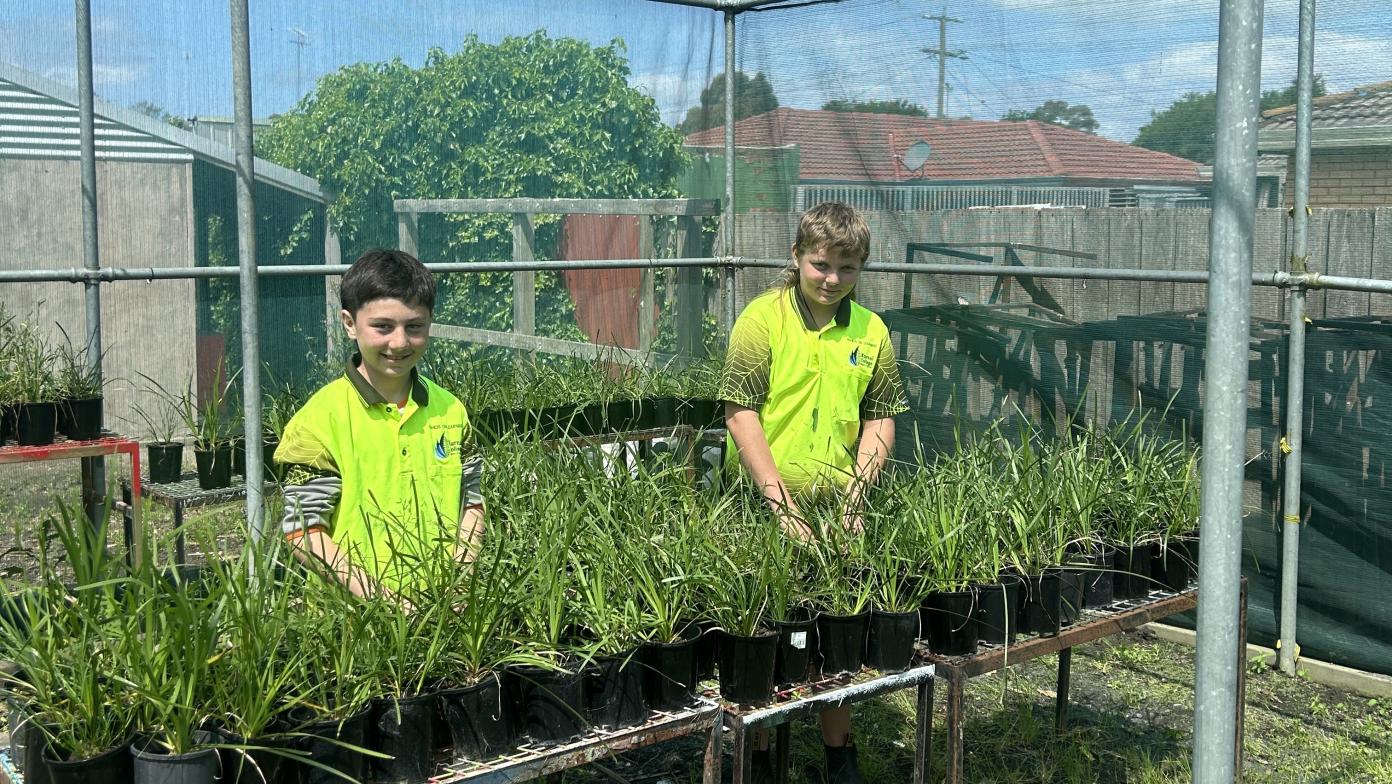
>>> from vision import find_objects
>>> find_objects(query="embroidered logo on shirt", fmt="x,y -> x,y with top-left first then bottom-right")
849,347 -> 859,366
435,435 -> 448,460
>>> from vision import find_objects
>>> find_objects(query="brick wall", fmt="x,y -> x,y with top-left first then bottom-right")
1285,147 -> 1392,207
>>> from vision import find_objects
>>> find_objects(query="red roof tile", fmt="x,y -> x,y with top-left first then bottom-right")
683,108 -> 1204,184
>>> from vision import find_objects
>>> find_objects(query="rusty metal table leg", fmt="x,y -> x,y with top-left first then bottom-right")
944,668 -> 964,784
774,722 -> 790,784
121,481 -> 134,567
913,677 -> 933,784
1055,647 -> 1072,733
702,712 -> 723,784
1236,577 -> 1248,782
732,717 -> 749,784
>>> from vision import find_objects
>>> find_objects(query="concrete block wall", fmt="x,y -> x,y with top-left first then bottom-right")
1285,148 -> 1392,207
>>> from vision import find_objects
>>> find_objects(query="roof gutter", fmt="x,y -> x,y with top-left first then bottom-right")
1258,124 -> 1392,153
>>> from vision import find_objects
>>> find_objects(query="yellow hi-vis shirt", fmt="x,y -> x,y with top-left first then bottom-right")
275,358 -> 481,590
719,287 -> 909,496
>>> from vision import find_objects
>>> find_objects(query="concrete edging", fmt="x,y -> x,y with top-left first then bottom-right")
1144,622 -> 1392,699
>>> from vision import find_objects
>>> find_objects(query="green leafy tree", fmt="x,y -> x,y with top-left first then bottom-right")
259,32 -> 688,340
822,98 -> 927,117
677,71 -> 779,134
131,100 -> 190,129
1133,76 -> 1326,164
1001,100 -> 1098,134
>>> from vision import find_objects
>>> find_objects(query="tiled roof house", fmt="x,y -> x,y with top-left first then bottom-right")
682,108 -> 1208,211
1258,80 -> 1392,207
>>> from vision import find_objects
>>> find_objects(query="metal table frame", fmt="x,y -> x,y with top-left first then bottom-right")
121,473 -> 278,564
923,582 -> 1245,784
429,698 -> 723,784
717,665 -> 937,784
0,435 -> 143,566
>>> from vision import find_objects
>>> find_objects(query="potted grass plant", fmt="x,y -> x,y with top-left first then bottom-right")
803,501 -> 874,677
0,306 -> 16,445
119,549 -> 226,784
10,324 -> 60,446
859,492 -> 924,673
53,327 -> 107,441
991,427 -> 1067,636
205,541 -> 312,784
704,508 -> 777,706
1153,437 -> 1201,592
434,528 -> 531,762
1097,420 -> 1171,601
286,575 -> 379,784
132,384 -> 186,484
167,368 -> 238,490
0,506 -> 137,784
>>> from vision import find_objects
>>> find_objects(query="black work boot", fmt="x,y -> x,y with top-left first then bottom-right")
823,740 -> 864,784
749,748 -> 776,784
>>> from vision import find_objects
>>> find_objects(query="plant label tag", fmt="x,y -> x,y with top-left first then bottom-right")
790,632 -> 807,649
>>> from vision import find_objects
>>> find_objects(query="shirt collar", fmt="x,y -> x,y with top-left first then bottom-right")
344,353 -> 430,407
791,286 -> 852,332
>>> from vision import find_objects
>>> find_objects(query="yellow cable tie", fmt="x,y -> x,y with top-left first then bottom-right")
1284,514 -> 1301,525
1304,315 -> 1313,325
1279,436 -> 1292,455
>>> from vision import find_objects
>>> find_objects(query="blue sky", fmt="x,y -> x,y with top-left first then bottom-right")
3,0 -> 1389,144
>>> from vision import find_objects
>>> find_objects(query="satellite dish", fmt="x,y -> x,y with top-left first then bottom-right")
902,140 -> 933,172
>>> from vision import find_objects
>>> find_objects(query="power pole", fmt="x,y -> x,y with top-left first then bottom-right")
923,8 -> 965,119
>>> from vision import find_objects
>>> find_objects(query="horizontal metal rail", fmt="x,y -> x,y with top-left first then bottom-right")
9,257 -> 1392,296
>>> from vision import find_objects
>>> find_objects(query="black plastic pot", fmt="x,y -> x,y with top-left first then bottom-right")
194,445 -> 233,490
695,620 -> 721,680
131,734 -> 221,784
215,729 -> 293,784
440,673 -> 517,761
261,439 -> 282,481
1019,572 -> 1063,636
682,397 -> 723,431
588,648 -> 648,729
773,610 -> 817,686
0,404 -> 16,445
816,610 -> 869,676
511,663 -> 588,746
642,625 -> 701,710
1079,547 -> 1117,608
717,630 -> 778,705
1153,535 -> 1199,593
974,577 -> 1022,645
1113,543 -> 1157,600
8,702 -> 53,784
16,402 -> 57,446
147,442 -> 184,484
372,693 -> 436,783
1057,567 -> 1086,627
865,608 -> 920,673
291,705 -> 371,784
232,437 -> 247,477
923,589 -> 979,656
60,397 -> 103,441
651,397 -> 682,429
45,736 -> 133,784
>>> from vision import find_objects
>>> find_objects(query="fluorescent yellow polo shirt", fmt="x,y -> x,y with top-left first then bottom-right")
719,287 -> 909,496
275,357 -> 481,589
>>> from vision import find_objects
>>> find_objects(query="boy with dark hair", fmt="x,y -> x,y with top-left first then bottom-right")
275,249 -> 484,598
721,202 -> 908,783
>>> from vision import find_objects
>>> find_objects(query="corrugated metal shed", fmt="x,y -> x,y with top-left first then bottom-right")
0,62 -> 324,203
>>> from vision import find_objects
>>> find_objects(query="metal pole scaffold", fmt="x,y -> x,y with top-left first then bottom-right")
723,9 -> 738,338
1192,0 -> 1263,781
74,0 -> 107,533
1278,0 -> 1317,679
229,0 -> 266,543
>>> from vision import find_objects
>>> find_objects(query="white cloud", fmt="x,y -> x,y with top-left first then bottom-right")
630,69 -> 708,126
42,63 -> 146,90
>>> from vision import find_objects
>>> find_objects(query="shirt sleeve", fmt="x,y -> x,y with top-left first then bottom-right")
460,413 -> 484,508
719,309 -> 772,410
860,331 -> 911,420
274,415 -> 342,537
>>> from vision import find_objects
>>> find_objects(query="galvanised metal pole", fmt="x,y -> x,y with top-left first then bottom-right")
75,0 -> 107,533
723,9 -> 738,339
230,0 -> 265,543
1192,0 -> 1263,780
1278,0 -> 1317,679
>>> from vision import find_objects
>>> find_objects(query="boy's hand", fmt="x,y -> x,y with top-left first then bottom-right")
779,510 -> 817,543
